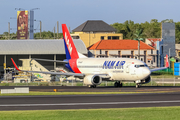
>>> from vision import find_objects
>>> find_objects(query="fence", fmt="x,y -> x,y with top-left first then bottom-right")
1,77 -> 180,87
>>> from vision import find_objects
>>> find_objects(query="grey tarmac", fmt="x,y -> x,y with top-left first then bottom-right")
1,92 -> 180,110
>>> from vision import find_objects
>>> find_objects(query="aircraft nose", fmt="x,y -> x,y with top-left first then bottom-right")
143,69 -> 151,76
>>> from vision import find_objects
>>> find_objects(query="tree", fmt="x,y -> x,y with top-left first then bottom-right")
134,29 -> 144,60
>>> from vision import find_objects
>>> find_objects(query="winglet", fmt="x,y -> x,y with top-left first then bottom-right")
11,58 -> 20,71
166,54 -> 169,68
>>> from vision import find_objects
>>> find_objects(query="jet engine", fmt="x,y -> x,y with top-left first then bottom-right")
135,76 -> 151,84
142,75 -> 151,84
84,75 -> 102,85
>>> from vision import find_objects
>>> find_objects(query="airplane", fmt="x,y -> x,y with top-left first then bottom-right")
11,24 -> 169,88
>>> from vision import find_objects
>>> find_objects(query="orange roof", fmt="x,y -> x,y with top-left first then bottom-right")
88,40 -> 154,50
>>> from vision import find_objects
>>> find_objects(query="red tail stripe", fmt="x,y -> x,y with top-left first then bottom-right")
11,58 -> 20,71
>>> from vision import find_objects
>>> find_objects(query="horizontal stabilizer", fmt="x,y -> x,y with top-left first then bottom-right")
32,58 -> 68,64
11,58 -> 84,77
150,54 -> 169,72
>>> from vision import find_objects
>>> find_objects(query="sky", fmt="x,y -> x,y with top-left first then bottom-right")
0,0 -> 180,34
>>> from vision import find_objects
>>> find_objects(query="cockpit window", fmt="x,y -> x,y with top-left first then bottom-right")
135,64 -> 148,68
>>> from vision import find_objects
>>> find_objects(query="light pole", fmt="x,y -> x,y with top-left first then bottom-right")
34,20 -> 42,38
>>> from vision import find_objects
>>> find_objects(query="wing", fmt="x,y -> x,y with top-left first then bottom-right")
150,67 -> 167,72
11,58 -> 84,77
150,54 -> 169,72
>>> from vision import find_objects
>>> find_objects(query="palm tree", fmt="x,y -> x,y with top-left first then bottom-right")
134,29 -> 144,60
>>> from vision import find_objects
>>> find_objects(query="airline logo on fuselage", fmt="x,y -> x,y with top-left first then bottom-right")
103,61 -> 126,69
65,32 -> 72,55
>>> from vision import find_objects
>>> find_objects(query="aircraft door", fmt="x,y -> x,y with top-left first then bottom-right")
126,63 -> 130,73
129,64 -> 136,75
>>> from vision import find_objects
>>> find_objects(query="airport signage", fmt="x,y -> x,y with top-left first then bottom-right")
17,10 -> 28,39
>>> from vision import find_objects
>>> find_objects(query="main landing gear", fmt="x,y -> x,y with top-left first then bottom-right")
136,84 -> 140,88
88,85 -> 96,88
114,81 -> 122,87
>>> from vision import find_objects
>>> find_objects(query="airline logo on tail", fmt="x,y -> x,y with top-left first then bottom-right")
166,54 -> 169,68
62,24 -> 79,59
64,32 -> 72,55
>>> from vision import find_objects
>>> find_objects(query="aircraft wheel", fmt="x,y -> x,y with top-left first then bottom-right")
114,82 -> 118,87
136,84 -> 140,88
88,85 -> 96,88
88,85 -> 92,88
119,83 -> 123,87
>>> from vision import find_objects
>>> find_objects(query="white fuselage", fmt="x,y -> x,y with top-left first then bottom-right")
76,58 -> 151,81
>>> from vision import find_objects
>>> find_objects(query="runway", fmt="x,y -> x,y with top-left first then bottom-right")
1,92 -> 180,110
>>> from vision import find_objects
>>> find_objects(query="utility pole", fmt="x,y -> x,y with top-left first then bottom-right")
40,21 -> 42,39
57,21 -> 59,39
54,27 -> 55,39
8,22 -> 10,39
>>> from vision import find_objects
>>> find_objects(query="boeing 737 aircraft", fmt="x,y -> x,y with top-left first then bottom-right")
11,24 -> 169,88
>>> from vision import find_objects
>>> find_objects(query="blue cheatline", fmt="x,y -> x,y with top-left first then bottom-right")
63,38 -> 71,60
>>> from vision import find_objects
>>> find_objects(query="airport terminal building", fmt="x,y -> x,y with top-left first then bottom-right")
0,39 -> 87,75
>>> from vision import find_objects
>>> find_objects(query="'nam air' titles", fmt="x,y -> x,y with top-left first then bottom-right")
103,61 -> 126,69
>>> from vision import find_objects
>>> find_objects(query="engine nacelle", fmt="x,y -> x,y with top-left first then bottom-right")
142,76 -> 151,84
84,75 -> 102,85
135,76 -> 151,84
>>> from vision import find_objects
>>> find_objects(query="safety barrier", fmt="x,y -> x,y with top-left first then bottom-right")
1,87 -> 29,94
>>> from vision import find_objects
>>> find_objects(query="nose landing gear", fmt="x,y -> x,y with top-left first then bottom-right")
136,84 -> 140,88
88,85 -> 96,88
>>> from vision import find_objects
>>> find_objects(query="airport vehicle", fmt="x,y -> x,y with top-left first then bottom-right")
11,24 -> 169,88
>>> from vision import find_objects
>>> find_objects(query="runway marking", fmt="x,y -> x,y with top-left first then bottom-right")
1,100 -> 180,107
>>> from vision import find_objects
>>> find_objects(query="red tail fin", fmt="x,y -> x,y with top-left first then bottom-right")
166,54 -> 169,68
62,24 -> 79,59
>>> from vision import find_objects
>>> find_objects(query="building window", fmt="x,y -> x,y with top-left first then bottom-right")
144,51 -> 146,63
122,55 -> 126,58
112,36 -> 119,39
153,56 -> 155,62
131,51 -> 134,58
101,36 -> 104,40
105,51 -> 109,57
108,36 -> 111,40
141,58 -> 143,61
151,49 -> 153,54
71,36 -> 79,39
118,51 -> 121,57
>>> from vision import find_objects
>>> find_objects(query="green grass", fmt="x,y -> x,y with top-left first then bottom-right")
1,106 -> 180,120
0,91 -> 158,96
151,74 -> 176,78
0,90 -> 175,96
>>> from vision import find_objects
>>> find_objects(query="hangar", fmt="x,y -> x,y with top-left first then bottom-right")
0,39 -> 87,76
